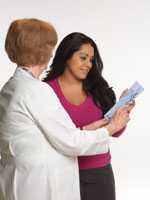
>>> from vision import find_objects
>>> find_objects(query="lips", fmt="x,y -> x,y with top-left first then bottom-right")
80,68 -> 89,74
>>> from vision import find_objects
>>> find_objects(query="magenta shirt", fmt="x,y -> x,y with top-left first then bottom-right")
47,78 -> 124,169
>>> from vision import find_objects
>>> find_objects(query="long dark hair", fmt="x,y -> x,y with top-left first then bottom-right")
44,32 -> 116,114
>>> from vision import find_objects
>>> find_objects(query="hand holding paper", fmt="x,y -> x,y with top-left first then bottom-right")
104,81 -> 144,120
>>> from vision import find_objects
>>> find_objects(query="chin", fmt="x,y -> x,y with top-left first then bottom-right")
78,75 -> 87,80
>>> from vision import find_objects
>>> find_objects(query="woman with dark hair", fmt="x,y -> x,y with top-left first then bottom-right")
44,32 -> 134,200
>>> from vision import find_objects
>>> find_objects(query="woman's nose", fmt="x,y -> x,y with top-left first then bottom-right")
86,60 -> 92,69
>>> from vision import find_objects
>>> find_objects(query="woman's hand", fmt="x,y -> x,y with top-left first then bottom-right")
83,91 -> 135,134
105,103 -> 135,136
82,118 -> 109,130
119,88 -> 128,99
119,87 -> 136,115
120,88 -> 136,113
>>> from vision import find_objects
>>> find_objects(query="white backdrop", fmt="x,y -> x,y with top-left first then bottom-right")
0,0 -> 149,199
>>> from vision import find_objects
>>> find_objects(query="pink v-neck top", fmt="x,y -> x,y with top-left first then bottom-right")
47,78 -> 123,169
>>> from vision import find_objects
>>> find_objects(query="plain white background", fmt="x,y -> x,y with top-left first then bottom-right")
0,0 -> 149,199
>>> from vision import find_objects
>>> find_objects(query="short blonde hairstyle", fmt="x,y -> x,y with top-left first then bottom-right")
5,18 -> 58,66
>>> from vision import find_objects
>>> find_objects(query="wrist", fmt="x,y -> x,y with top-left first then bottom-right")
104,123 -> 116,136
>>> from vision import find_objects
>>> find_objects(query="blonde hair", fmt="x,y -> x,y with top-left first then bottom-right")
5,18 -> 58,66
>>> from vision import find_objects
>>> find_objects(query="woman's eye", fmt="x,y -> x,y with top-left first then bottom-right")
80,57 -> 86,60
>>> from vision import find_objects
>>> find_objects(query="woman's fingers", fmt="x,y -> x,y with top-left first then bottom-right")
82,118 -> 109,130
119,88 -> 128,99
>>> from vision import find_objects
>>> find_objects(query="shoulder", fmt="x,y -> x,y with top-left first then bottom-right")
1,75 -> 60,111
46,78 -> 57,89
23,80 -> 62,112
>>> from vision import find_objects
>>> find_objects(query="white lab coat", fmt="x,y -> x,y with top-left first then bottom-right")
0,67 -> 109,200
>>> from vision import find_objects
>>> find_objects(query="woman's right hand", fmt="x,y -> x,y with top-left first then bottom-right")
105,104 -> 134,136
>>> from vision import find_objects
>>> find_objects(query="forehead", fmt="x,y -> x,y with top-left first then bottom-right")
78,43 -> 94,56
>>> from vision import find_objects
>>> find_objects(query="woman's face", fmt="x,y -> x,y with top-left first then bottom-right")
65,43 -> 94,81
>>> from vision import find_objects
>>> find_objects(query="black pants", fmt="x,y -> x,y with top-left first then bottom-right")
79,164 -> 115,200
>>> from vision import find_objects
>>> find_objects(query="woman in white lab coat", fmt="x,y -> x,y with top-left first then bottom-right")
0,18 -> 132,200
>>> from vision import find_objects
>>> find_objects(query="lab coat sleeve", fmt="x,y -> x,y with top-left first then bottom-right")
24,84 -> 110,157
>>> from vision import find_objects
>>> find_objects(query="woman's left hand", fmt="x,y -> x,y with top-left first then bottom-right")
82,118 -> 109,130
119,88 -> 128,99
119,88 -> 136,114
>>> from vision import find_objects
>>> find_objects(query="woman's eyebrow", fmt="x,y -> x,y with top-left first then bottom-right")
79,52 -> 94,59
